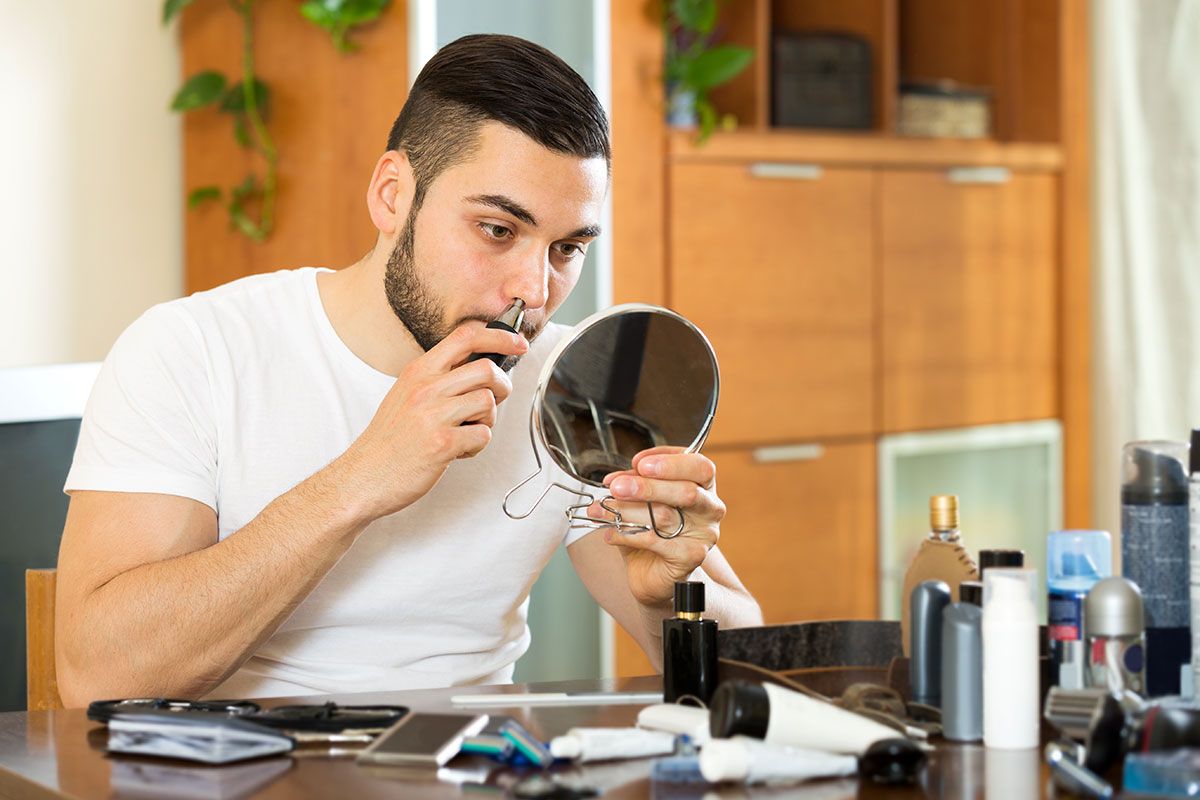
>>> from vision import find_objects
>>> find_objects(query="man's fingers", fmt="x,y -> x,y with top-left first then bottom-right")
453,423 -> 492,459
607,475 -> 724,519
448,388 -> 497,427
632,452 -> 716,489
605,449 -> 716,491
630,446 -> 686,472
588,500 -> 717,553
425,324 -> 528,373
439,358 -> 513,404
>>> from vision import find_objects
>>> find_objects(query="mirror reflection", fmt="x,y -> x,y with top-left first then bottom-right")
538,306 -> 719,486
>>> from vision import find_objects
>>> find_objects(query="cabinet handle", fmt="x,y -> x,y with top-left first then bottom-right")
749,162 -> 823,181
752,443 -> 825,463
946,166 -> 1011,185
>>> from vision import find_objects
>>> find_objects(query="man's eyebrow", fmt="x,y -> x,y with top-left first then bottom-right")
465,193 -> 601,239
465,194 -> 537,227
567,224 -> 602,239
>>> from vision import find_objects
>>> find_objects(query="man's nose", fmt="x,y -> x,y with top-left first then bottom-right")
503,249 -> 550,311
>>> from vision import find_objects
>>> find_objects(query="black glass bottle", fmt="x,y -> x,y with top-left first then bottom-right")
662,581 -> 718,704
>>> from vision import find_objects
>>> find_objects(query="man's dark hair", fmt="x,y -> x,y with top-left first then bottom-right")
386,34 -> 610,210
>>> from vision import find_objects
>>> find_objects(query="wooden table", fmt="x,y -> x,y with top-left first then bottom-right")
0,676 -> 1054,799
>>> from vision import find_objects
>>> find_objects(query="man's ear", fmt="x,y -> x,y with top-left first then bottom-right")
366,150 -> 415,237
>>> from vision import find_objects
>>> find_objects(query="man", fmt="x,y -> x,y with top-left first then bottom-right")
55,34 -> 761,706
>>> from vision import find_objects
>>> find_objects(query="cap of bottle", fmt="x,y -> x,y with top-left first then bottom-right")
1047,530 -> 1112,583
1191,429 -> 1200,476
1084,576 -> 1145,637
709,680 -> 770,740
1121,441 -> 1189,505
979,549 -> 1025,573
930,495 -> 959,532
674,581 -> 706,616
959,581 -> 983,607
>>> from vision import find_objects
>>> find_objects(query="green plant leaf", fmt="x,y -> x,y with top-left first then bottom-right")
162,0 -> 194,25
672,0 -> 717,34
231,174 -> 261,203
187,186 -> 222,208
684,44 -> 753,91
300,0 -> 389,51
228,175 -> 266,240
171,71 -> 227,112
300,0 -> 389,26
233,115 -> 252,149
219,78 -> 271,117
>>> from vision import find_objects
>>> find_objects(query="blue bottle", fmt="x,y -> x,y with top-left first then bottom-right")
1047,530 -> 1112,688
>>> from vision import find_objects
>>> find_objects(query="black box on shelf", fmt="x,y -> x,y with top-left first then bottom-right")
772,31 -> 873,130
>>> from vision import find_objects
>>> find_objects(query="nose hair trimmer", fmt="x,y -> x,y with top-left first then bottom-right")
467,298 -> 526,367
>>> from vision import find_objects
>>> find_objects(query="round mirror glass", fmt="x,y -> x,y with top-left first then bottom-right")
535,304 -> 719,486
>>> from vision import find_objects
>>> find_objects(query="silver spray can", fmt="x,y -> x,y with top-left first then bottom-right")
1085,576 -> 1146,695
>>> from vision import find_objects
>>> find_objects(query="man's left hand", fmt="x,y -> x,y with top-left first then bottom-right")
585,446 -> 726,608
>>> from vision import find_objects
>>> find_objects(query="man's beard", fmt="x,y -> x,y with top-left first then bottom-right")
383,201 -> 542,371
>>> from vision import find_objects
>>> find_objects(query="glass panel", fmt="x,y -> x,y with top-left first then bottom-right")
879,421 -> 1063,620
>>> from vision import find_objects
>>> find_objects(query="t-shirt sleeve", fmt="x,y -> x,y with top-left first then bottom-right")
64,302 -> 218,510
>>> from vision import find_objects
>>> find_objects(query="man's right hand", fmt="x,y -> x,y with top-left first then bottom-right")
332,323 -> 528,521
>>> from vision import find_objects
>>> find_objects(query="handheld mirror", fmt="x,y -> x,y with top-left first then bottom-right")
503,303 -> 719,538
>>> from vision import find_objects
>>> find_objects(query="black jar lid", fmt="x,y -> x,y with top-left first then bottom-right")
709,680 -> 770,739
675,581 -> 706,614
979,549 -> 1025,573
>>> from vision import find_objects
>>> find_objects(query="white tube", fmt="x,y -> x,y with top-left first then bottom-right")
636,703 -> 710,744
699,737 -> 858,785
760,683 -> 896,754
548,727 -> 677,763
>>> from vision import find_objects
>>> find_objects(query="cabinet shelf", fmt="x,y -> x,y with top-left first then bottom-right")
669,129 -> 1063,171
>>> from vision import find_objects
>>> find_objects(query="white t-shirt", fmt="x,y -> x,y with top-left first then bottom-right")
65,267 -> 587,699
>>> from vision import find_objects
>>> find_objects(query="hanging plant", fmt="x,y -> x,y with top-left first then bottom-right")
664,0 -> 753,143
163,0 -> 389,242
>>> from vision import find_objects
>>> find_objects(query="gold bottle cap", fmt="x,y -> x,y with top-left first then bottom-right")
930,495 -> 959,532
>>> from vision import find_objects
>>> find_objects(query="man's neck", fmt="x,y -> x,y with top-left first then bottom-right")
316,249 -> 423,377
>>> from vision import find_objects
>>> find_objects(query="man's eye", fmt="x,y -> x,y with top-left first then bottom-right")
480,223 -> 512,240
555,242 -> 586,258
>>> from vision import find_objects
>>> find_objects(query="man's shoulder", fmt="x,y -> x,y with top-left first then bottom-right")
176,267 -> 322,320
107,268 -> 323,371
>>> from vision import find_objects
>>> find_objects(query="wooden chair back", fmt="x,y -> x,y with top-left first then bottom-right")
26,569 -> 62,710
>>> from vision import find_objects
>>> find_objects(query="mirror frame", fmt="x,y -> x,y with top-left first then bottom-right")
532,302 -> 720,488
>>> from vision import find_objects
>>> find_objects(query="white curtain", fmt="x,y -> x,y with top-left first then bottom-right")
1093,0 -> 1200,536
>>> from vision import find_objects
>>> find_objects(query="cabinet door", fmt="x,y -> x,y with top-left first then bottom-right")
880,169 -> 1058,432
669,163 -> 875,445
613,439 -> 878,677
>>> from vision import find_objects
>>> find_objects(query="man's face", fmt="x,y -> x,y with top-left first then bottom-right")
384,121 -> 608,363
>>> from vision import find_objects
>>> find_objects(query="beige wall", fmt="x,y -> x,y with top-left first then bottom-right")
0,2 -> 183,368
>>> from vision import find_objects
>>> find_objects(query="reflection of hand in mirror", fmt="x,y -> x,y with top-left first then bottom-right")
585,445 -> 725,606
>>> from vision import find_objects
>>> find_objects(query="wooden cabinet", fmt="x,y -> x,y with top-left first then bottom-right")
669,163 -> 876,445
613,438 -> 878,676
708,441 -> 878,622
879,169 -> 1059,432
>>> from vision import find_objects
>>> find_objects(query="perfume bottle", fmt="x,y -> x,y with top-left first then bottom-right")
663,581 -> 718,704
901,495 -> 980,656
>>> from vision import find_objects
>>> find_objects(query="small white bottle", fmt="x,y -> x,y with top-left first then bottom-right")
983,567 -> 1040,749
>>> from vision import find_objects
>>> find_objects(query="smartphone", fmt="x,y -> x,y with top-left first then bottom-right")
356,712 -> 488,768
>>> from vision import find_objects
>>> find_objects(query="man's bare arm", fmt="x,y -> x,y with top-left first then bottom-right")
56,470 -> 366,706
567,532 -> 762,671
55,324 -> 526,708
